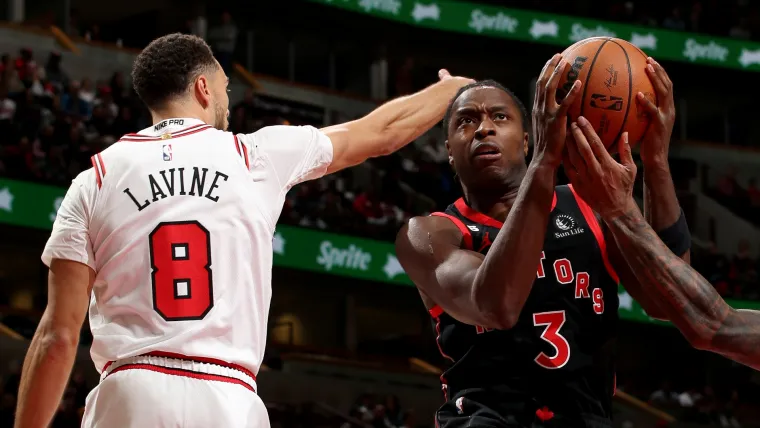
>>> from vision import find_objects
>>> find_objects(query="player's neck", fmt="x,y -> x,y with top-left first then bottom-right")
150,105 -> 210,127
462,175 -> 522,223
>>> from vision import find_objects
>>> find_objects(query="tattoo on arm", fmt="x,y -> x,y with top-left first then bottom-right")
607,206 -> 760,369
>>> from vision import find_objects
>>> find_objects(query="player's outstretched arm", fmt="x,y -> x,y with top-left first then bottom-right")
605,207 -> 760,370
564,120 -> 760,370
321,70 -> 473,174
15,259 -> 93,428
396,55 -> 582,329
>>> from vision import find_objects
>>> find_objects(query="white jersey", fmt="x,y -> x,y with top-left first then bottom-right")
41,118 -> 333,377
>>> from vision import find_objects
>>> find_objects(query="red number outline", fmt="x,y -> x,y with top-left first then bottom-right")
149,221 -> 214,321
533,310 -> 571,369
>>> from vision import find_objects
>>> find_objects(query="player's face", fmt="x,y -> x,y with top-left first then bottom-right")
211,62 -> 230,131
446,87 -> 529,188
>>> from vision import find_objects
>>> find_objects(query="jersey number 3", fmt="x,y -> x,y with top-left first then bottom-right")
149,221 -> 214,321
533,310 -> 570,369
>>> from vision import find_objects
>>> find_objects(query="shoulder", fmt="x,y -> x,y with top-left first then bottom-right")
395,215 -> 463,255
238,125 -> 324,147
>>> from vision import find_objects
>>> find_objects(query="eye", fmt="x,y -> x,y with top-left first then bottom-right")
458,117 -> 474,125
494,113 -> 507,120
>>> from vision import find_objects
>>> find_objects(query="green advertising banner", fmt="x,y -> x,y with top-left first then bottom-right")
312,0 -> 760,72
2,178 -> 759,324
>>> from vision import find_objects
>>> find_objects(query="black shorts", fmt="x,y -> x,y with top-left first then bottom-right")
435,392 -> 612,428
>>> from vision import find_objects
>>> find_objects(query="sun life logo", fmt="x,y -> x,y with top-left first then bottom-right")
554,214 -> 576,231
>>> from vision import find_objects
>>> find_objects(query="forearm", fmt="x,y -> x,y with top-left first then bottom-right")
473,162 -> 556,327
362,77 -> 468,154
15,321 -> 80,428
643,161 -> 681,231
605,204 -> 729,347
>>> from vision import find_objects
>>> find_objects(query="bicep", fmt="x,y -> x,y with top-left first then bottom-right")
321,118 -> 387,175
395,219 -> 488,326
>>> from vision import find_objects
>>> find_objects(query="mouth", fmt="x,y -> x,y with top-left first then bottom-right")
471,141 -> 502,161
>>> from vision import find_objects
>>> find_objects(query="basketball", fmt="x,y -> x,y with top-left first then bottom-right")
556,37 -> 657,151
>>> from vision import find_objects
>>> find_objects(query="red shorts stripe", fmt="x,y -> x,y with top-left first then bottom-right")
108,363 -> 255,393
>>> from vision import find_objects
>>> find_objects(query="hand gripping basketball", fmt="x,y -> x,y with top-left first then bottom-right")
531,54 -> 582,168
564,118 -> 637,219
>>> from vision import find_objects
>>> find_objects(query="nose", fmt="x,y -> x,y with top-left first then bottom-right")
475,117 -> 496,139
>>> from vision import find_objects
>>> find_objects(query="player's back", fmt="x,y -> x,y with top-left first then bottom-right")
428,185 -> 619,428
44,117 -> 334,427
73,119 -> 274,378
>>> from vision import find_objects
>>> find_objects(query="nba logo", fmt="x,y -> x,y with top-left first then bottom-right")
162,144 -> 172,161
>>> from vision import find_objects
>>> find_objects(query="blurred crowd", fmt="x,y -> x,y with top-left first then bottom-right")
344,394 -> 416,428
0,44 -> 759,304
709,168 -> 760,228
692,239 -> 759,301
502,0 -> 760,41
0,362 -> 90,428
648,381 -> 746,427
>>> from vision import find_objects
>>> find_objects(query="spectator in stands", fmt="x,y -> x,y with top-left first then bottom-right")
383,395 -> 403,427
207,11 -> 237,73
61,80 -> 92,119
729,240 -> 757,299
663,6 -> 687,31
650,380 -> 678,407
729,16 -> 752,40
109,71 -> 128,105
747,177 -> 760,208
689,1 -> 704,32
44,52 -> 68,93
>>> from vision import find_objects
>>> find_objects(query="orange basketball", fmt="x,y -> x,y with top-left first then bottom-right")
556,37 -> 656,151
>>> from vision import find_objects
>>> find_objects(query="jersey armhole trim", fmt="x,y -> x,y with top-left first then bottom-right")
90,153 -> 105,188
567,184 -> 620,284
430,212 -> 474,250
429,305 -> 444,318
233,134 -> 250,170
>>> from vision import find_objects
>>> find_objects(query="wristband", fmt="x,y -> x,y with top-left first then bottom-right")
656,208 -> 691,256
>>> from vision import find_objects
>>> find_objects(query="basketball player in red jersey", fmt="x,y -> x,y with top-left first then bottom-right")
395,55 -> 690,427
564,60 -> 760,371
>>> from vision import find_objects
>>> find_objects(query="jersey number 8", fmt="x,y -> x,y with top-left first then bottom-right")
149,221 -> 214,321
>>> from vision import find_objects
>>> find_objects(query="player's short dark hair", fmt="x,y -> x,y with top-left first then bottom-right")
132,33 -> 218,110
442,80 -> 528,135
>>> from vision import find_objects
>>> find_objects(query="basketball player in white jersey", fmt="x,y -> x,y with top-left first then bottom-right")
14,33 -> 472,428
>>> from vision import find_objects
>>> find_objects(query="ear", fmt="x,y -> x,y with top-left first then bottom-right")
445,140 -> 454,167
523,132 -> 529,156
194,74 -> 212,108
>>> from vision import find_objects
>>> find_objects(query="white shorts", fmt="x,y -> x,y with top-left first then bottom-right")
82,353 -> 270,428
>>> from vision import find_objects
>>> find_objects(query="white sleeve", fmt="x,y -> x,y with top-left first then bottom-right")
239,125 -> 334,190
41,171 -> 96,270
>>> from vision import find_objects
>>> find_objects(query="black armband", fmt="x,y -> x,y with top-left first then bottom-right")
656,209 -> 691,256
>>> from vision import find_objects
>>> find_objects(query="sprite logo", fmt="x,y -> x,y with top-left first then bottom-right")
468,9 -> 519,34
317,241 -> 372,271
358,0 -> 402,15
682,39 -> 729,62
568,23 -> 616,42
